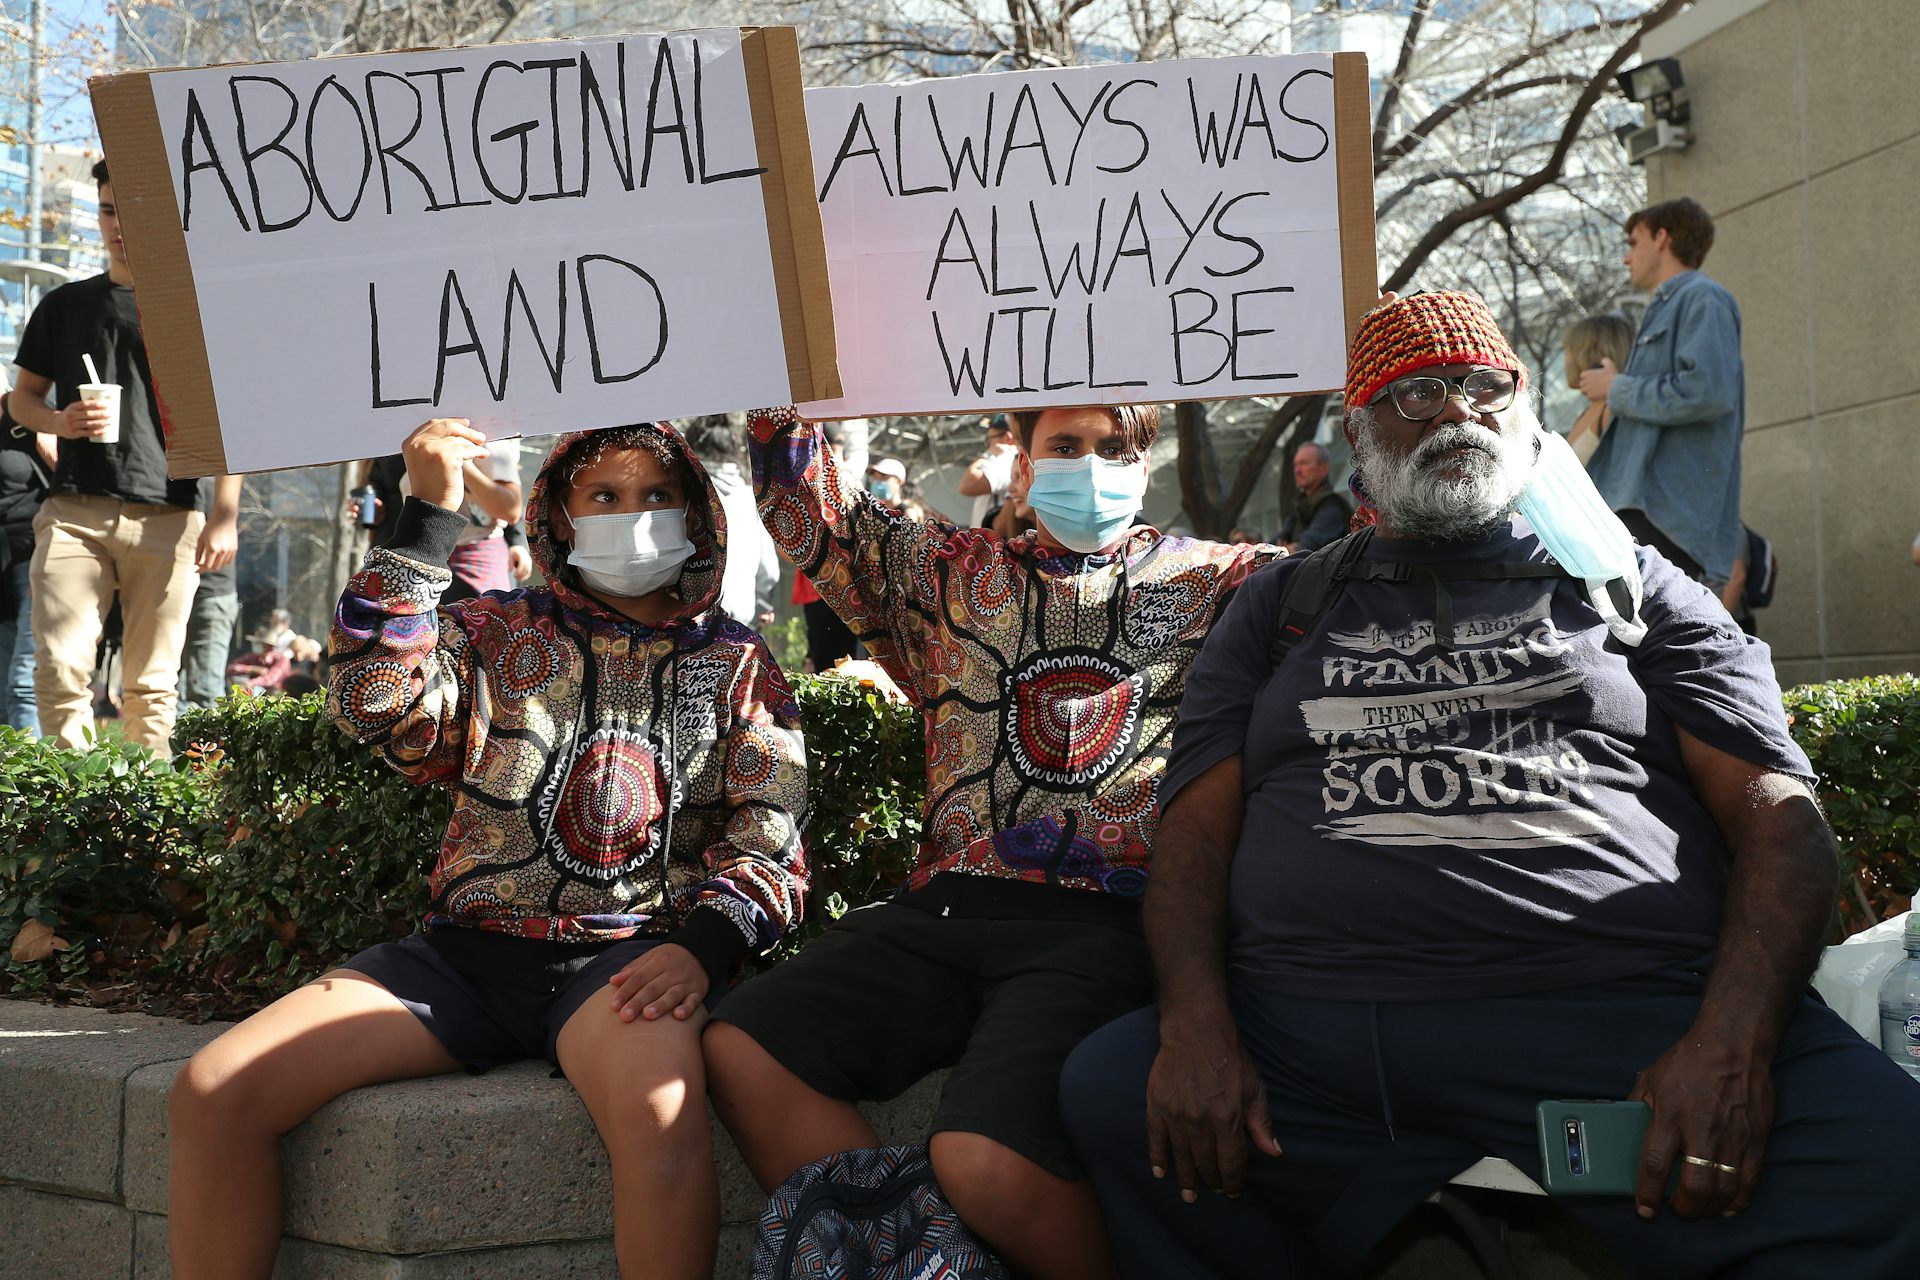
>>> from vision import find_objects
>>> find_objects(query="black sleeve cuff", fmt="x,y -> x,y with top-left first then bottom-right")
668,905 -> 752,992
387,496 -> 466,568
502,521 -> 527,550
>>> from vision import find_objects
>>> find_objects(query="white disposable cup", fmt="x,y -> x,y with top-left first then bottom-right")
78,383 -> 121,445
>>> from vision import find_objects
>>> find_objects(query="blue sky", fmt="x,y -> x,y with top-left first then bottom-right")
17,0 -> 113,147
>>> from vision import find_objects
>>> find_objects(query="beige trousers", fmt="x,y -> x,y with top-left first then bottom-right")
30,493 -> 203,753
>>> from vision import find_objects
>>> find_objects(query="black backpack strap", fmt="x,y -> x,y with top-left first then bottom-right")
1406,560 -> 1571,651
1269,528 -> 1378,667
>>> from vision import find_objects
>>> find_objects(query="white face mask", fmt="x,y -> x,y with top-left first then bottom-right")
566,508 -> 693,599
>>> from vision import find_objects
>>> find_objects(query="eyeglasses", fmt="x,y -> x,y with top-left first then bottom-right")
1374,368 -> 1518,420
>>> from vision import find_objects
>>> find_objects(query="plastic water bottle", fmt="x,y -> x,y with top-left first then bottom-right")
1879,912 -> 1920,1084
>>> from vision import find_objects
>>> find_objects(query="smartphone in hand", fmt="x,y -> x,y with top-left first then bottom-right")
1536,1099 -> 1652,1197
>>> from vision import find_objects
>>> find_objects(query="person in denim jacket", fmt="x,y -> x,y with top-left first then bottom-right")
1582,198 -> 1744,587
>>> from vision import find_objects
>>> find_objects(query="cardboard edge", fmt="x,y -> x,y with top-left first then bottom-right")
88,70 -> 229,478
1333,51 -> 1378,351
741,27 -> 842,404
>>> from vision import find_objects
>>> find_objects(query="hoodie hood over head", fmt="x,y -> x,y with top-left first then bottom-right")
526,421 -> 726,626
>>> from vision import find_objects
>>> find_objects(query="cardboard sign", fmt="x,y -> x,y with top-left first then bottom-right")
799,52 -> 1374,419
91,28 -> 837,476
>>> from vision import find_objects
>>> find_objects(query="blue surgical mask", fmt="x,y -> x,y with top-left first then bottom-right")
567,508 -> 693,599
1026,455 -> 1149,553
1515,429 -> 1646,646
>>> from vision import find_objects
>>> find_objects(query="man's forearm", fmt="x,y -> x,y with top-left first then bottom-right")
1144,760 -> 1245,1027
8,388 -> 58,435
1693,785 -> 1838,1058
1144,831 -> 1235,1025
211,474 -> 242,523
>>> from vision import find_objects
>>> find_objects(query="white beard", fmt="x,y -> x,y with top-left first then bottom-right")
1351,401 -> 1539,542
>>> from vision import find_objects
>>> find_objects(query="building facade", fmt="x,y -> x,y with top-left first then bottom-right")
1640,0 -> 1918,683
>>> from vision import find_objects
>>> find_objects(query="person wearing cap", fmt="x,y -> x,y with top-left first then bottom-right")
865,455 -> 909,502
708,403 -> 1281,1279
1060,291 -> 1920,1279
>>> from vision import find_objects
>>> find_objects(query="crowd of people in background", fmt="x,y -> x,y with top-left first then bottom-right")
7,174 -> 1901,753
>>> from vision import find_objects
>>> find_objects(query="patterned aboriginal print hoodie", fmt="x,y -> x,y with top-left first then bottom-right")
328,424 -> 809,986
749,407 -> 1280,902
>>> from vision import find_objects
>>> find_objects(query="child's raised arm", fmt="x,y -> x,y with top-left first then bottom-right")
326,419 -> 492,783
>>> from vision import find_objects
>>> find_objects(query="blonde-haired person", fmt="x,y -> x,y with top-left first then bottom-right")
1563,312 -> 1635,465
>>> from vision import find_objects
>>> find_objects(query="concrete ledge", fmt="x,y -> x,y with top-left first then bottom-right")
2,999 -> 932,1278
5,998 -> 1613,1279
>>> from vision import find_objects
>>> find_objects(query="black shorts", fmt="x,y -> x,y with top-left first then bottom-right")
339,929 -> 664,1072
712,876 -> 1154,1179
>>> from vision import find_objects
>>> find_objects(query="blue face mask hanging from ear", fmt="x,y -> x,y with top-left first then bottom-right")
1515,429 -> 1647,647
1025,455 -> 1149,553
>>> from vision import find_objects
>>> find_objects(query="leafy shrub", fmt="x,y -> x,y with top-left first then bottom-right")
776,670 -> 925,961
1,664 -> 928,1007
169,692 -> 447,1000
1784,674 -> 1919,927
0,727 -> 207,993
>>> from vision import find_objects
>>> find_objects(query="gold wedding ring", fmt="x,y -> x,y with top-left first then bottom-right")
1682,1155 -> 1739,1174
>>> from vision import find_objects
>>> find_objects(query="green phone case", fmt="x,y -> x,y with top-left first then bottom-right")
1534,1100 -> 1651,1197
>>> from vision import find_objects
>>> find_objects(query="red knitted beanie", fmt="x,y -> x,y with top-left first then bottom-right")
1345,291 -> 1526,409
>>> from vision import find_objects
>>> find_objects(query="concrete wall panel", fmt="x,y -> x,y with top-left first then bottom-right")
1800,0 -> 1920,171
1739,419 -> 1819,663
1813,397 -> 1920,659
1805,135 -> 1920,415
1705,189 -> 1812,430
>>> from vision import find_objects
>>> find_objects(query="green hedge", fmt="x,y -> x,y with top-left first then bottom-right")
1784,674 -> 1919,923
1,671 -> 922,1005
5,671 -> 1913,1006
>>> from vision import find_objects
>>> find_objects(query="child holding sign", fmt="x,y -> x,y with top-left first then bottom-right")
707,404 -> 1280,1278
168,418 -> 809,1280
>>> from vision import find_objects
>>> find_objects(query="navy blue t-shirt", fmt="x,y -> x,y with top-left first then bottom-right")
1162,518 -> 1813,1001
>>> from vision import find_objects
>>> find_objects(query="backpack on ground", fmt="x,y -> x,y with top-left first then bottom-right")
751,1144 -> 1011,1280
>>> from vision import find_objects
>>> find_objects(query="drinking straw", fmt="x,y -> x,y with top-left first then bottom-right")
83,354 -> 101,384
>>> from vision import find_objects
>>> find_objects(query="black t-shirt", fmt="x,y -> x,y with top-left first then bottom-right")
13,273 -> 199,510
1163,518 -> 1813,1002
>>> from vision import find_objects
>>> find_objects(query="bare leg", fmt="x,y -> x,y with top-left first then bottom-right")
168,971 -> 460,1280
703,1020 -> 881,1190
931,1131 -> 1120,1280
556,998 -> 716,1280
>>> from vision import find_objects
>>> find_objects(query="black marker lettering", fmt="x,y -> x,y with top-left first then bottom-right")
1049,80 -> 1112,185
641,38 -> 696,186
1233,72 -> 1278,161
893,95 -> 944,196
368,281 -> 429,408
1098,78 -> 1155,174
692,36 -> 765,183
1205,190 -> 1267,278
930,92 -> 993,190
1160,188 -> 1224,283
578,254 -> 668,382
1187,74 -> 1244,167
406,67 -> 487,209
230,75 -> 314,233
178,88 -> 250,232
580,42 -> 635,192
932,309 -> 994,397
304,75 -> 373,222
433,267 -> 501,403
925,207 -> 989,301
1277,68 -> 1333,162
1230,286 -> 1296,381
994,83 -> 1056,187
993,305 -> 1049,393
1170,288 -> 1232,385
473,61 -> 534,204
817,102 -> 892,202
365,70 -> 440,214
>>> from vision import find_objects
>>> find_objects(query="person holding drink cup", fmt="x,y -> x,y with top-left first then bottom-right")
6,158 -> 241,752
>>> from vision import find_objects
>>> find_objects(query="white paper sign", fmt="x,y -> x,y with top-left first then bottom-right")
800,54 -> 1353,419
144,30 -> 794,472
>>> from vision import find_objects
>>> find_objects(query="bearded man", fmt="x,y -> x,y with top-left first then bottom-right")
1058,292 -> 1920,1280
